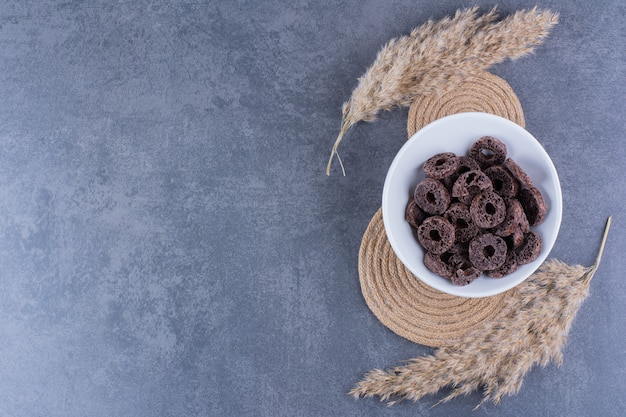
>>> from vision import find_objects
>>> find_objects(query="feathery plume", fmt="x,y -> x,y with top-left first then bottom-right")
327,7 -> 559,175
350,216 -> 611,408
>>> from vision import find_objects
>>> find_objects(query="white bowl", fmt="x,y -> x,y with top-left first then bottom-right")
382,112 -> 562,298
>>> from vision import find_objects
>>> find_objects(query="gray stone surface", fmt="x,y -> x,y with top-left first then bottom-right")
0,1 -> 623,416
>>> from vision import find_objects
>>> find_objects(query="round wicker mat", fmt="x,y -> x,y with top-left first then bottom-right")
407,71 -> 525,136
358,72 -> 524,348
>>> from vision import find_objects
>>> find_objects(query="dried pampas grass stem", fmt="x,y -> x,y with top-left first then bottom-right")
350,216 -> 612,408
326,7 -> 559,175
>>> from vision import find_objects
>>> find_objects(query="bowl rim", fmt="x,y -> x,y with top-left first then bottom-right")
382,112 -> 562,298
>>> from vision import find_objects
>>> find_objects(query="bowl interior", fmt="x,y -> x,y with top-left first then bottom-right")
382,112 -> 562,298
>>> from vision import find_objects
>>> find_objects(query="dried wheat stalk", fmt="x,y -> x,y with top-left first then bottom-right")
350,216 -> 612,408
326,7 -> 559,175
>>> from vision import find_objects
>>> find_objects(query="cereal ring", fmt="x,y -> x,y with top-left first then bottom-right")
414,178 -> 450,215
451,170 -> 493,201
484,165 -> 519,199
454,156 -> 481,177
405,197 -> 427,229
507,226 -> 526,249
487,250 -> 518,278
470,136 -> 507,168
503,158 -> 534,189
417,216 -> 455,255
424,251 -> 454,279
423,152 -> 459,179
441,156 -> 480,189
452,265 -> 482,286
516,231 -> 542,265
444,252 -> 481,286
469,233 -> 507,270
493,199 -> 528,237
470,191 -> 506,229
518,186 -> 547,226
444,202 -> 479,243
517,202 -> 530,233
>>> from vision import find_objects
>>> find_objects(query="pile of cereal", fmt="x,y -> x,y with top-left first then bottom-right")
405,136 -> 547,286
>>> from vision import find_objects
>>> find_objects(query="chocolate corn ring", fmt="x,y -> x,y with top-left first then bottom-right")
446,251 -> 481,285
451,170 -> 493,201
470,136 -> 507,168
516,231 -> 542,265
470,190 -> 507,229
469,233 -> 507,270
484,165 -> 519,199
454,156 -> 481,178
493,199 -> 529,237
405,197 -> 427,229
487,250 -> 519,278
519,186 -> 547,226
507,226 -> 526,249
423,152 -> 459,179
414,177 -> 450,215
423,251 -> 454,279
441,156 -> 481,189
503,157 -> 534,189
444,202 -> 479,243
452,264 -> 482,286
417,216 -> 455,255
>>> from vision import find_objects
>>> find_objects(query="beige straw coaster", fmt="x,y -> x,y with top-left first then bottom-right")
358,71 -> 524,348
407,71 -> 525,135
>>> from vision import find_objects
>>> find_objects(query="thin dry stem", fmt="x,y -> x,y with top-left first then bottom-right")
326,121 -> 350,176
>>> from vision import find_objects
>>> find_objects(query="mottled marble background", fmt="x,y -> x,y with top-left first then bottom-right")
0,1 -> 624,416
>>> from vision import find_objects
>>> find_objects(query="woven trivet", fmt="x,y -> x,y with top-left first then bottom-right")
407,71 -> 525,136
359,72 -> 524,348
